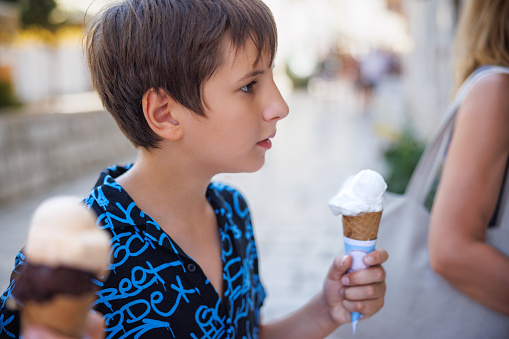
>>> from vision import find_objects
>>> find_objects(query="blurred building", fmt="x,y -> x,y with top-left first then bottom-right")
331,0 -> 460,140
402,0 -> 460,139
8,31 -> 93,103
269,0 -> 460,140
0,0 -> 92,105
1,0 -> 463,140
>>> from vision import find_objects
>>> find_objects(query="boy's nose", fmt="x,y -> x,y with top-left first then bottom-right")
262,87 -> 289,122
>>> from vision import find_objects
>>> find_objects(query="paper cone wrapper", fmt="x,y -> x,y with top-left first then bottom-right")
342,211 -> 382,335
21,293 -> 96,338
342,211 -> 382,241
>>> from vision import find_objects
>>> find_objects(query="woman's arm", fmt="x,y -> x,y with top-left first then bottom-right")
429,73 -> 509,315
259,249 -> 387,339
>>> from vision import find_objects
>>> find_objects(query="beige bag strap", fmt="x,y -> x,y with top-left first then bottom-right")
494,158 -> 509,227
405,66 -> 509,214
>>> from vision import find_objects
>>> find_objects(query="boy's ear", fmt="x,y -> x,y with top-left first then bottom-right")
142,88 -> 183,141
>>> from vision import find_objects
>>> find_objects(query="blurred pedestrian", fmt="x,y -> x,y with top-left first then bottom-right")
356,49 -> 389,114
428,0 -> 509,315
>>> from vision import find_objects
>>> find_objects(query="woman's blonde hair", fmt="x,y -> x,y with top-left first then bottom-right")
454,0 -> 509,89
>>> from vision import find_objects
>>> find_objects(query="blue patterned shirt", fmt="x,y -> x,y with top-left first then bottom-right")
0,165 -> 266,339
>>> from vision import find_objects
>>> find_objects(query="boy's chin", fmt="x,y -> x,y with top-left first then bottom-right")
225,158 -> 266,174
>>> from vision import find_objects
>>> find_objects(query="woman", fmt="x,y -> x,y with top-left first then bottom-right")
428,0 -> 509,315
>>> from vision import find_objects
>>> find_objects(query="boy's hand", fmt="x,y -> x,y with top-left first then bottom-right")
22,311 -> 105,339
323,249 -> 388,326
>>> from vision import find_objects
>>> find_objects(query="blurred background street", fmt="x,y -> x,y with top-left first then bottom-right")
0,81 -> 394,337
0,0 -> 464,337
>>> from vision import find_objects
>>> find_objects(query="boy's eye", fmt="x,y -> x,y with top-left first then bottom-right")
241,81 -> 257,93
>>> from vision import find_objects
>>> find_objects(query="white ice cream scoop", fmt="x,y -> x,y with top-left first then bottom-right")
25,196 -> 110,276
328,169 -> 387,216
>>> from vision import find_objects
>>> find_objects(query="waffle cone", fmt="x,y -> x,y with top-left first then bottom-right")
21,293 -> 95,338
342,211 -> 382,241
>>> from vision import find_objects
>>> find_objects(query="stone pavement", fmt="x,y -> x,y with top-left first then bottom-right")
0,78 -> 397,337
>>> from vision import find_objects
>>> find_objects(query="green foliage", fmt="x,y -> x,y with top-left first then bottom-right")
383,129 -> 425,194
0,79 -> 21,109
285,63 -> 311,88
19,0 -> 58,32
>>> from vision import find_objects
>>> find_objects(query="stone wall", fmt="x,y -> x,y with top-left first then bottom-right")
0,110 -> 136,203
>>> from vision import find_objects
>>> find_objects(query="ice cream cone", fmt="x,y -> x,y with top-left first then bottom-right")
11,196 -> 111,337
342,210 -> 382,241
22,293 -> 96,338
329,170 -> 387,334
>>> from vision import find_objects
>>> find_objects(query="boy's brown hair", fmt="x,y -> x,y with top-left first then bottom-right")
84,0 -> 278,149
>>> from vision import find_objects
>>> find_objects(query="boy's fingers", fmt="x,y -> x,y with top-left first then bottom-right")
23,326 -> 67,339
85,311 -> 105,339
342,281 -> 386,301
343,266 -> 386,286
327,255 -> 352,281
23,326 -> 43,339
363,248 -> 388,266
22,312 -> 105,339
342,296 -> 385,318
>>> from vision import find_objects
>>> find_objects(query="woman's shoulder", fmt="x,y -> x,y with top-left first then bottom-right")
455,70 -> 509,159
471,71 -> 509,94
460,71 -> 509,122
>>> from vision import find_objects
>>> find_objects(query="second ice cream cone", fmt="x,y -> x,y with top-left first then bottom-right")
342,211 -> 382,241
11,196 -> 111,338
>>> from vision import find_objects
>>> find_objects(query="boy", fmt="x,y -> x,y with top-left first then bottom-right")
0,0 -> 388,338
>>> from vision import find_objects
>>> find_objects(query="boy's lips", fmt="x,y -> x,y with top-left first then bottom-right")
256,139 -> 272,149
257,131 -> 276,149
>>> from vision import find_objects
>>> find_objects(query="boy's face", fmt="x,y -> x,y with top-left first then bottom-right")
181,38 -> 289,174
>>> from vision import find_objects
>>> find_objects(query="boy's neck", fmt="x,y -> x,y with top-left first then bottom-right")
116,149 -> 214,230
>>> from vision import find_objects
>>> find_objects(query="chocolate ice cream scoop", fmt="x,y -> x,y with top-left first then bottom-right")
12,196 -> 110,338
